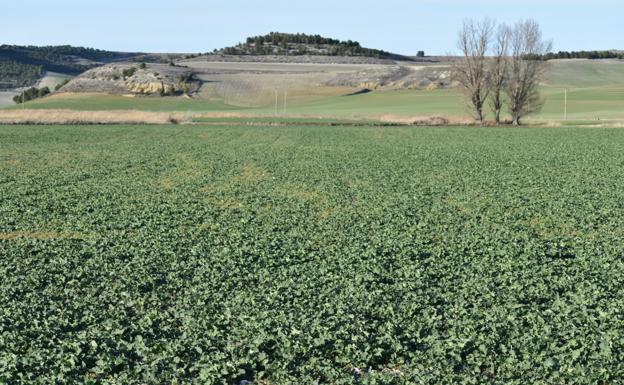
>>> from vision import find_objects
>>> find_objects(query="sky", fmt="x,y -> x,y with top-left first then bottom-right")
2,0 -> 622,55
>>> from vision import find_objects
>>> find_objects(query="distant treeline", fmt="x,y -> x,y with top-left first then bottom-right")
0,45 -> 137,89
246,33 -> 350,46
1,45 -> 101,74
217,32 -> 390,58
0,61 -> 42,89
541,50 -> 624,60
21,45 -> 125,61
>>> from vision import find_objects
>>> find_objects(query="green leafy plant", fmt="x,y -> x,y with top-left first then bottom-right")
1,125 -> 623,384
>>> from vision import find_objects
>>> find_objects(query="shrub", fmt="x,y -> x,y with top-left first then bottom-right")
54,79 -> 71,91
12,86 -> 50,104
179,72 -> 193,83
122,67 -> 137,79
37,87 -> 50,98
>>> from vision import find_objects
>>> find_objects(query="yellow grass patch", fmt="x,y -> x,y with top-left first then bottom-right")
0,109 -> 187,125
376,114 -> 475,126
540,120 -> 563,128
148,153 -> 206,190
155,178 -> 176,189
445,192 -> 491,215
2,158 -> 20,167
527,217 -> 582,239
79,151 -> 98,159
319,208 -> 334,220
215,198 -> 244,209
194,111 -> 262,119
234,163 -> 272,183
587,120 -> 624,128
272,182 -> 320,201
198,185 -> 244,210
198,164 -> 270,210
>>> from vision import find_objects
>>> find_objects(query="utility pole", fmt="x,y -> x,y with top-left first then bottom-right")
283,90 -> 287,115
564,88 -> 568,121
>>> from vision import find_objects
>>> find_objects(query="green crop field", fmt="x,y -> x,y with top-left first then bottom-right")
2,124 -> 624,384
537,60 -> 624,121
256,89 -> 465,118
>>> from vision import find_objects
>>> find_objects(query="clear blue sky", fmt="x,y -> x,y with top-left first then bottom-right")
3,0 -> 622,55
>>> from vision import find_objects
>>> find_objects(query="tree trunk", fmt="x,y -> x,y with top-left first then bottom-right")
475,97 -> 484,123
494,109 -> 501,124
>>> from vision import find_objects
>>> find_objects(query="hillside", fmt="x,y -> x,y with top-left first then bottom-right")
213,32 -> 410,60
15,58 -> 623,124
0,45 -> 140,89
60,62 -> 200,96
544,59 -> 624,87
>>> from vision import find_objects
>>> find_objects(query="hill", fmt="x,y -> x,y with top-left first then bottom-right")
213,32 -> 409,60
60,62 -> 200,96
0,45 -> 140,89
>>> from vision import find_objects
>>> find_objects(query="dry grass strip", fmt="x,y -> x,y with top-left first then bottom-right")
0,109 -> 187,125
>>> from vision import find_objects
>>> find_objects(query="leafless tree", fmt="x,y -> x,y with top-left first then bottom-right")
505,20 -> 552,125
489,24 -> 511,124
452,18 -> 495,123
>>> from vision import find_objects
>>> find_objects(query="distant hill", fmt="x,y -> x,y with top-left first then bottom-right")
0,45 -> 140,89
213,32 -> 409,60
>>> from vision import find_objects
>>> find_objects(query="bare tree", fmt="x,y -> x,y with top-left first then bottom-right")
452,18 -> 494,123
505,20 -> 552,125
489,24 -> 511,124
